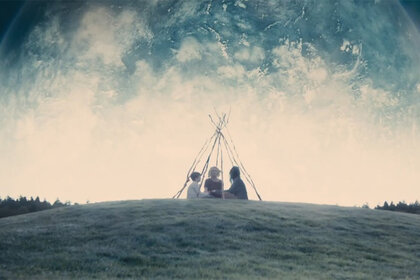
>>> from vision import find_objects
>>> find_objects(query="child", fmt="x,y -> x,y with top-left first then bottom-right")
187,172 -> 208,199
224,166 -> 248,200
204,166 -> 224,198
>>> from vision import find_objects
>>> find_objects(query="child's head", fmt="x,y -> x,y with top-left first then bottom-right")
229,166 -> 240,180
208,166 -> 221,178
190,172 -> 201,182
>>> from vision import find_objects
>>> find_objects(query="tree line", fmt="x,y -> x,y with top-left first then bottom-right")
0,196 -> 71,218
2,196 -> 419,218
375,201 -> 420,215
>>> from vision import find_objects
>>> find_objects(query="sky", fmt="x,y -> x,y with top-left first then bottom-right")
0,0 -> 420,207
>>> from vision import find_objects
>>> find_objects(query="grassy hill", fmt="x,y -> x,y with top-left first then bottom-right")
0,199 -> 419,279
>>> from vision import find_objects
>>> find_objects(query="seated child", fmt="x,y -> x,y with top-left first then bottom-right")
187,172 -> 209,199
224,166 -> 248,200
204,166 -> 224,198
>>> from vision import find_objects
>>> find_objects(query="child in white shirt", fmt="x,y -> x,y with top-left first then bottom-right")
187,172 -> 209,199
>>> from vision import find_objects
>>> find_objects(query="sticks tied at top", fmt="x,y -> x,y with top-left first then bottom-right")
173,110 -> 262,201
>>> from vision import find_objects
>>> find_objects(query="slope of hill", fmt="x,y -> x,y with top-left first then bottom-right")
0,199 -> 419,279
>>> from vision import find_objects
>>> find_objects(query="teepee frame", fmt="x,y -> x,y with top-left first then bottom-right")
172,111 -> 262,201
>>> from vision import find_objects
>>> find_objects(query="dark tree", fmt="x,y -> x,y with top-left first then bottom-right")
0,196 -> 70,218
375,201 -> 420,215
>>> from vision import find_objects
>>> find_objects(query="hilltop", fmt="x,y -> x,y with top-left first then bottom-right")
0,199 -> 419,279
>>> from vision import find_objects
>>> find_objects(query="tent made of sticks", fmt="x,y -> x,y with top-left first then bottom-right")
173,112 -> 262,200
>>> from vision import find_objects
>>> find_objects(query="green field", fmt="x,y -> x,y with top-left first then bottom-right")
0,199 -> 419,279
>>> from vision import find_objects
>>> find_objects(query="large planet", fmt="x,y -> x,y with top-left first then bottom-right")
0,0 -> 419,206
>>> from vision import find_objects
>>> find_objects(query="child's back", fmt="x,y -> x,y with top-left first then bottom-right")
187,181 -> 201,199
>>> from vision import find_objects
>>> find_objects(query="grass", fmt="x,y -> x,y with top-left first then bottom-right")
0,199 -> 419,279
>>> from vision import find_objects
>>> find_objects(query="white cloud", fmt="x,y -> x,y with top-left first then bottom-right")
308,67 -> 328,82
176,37 -> 202,62
234,46 -> 265,63
235,1 -> 246,9
359,84 -> 399,108
217,64 -> 246,79
340,39 -> 351,52
72,8 -> 152,66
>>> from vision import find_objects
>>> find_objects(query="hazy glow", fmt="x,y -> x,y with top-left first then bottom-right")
0,0 -> 419,206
